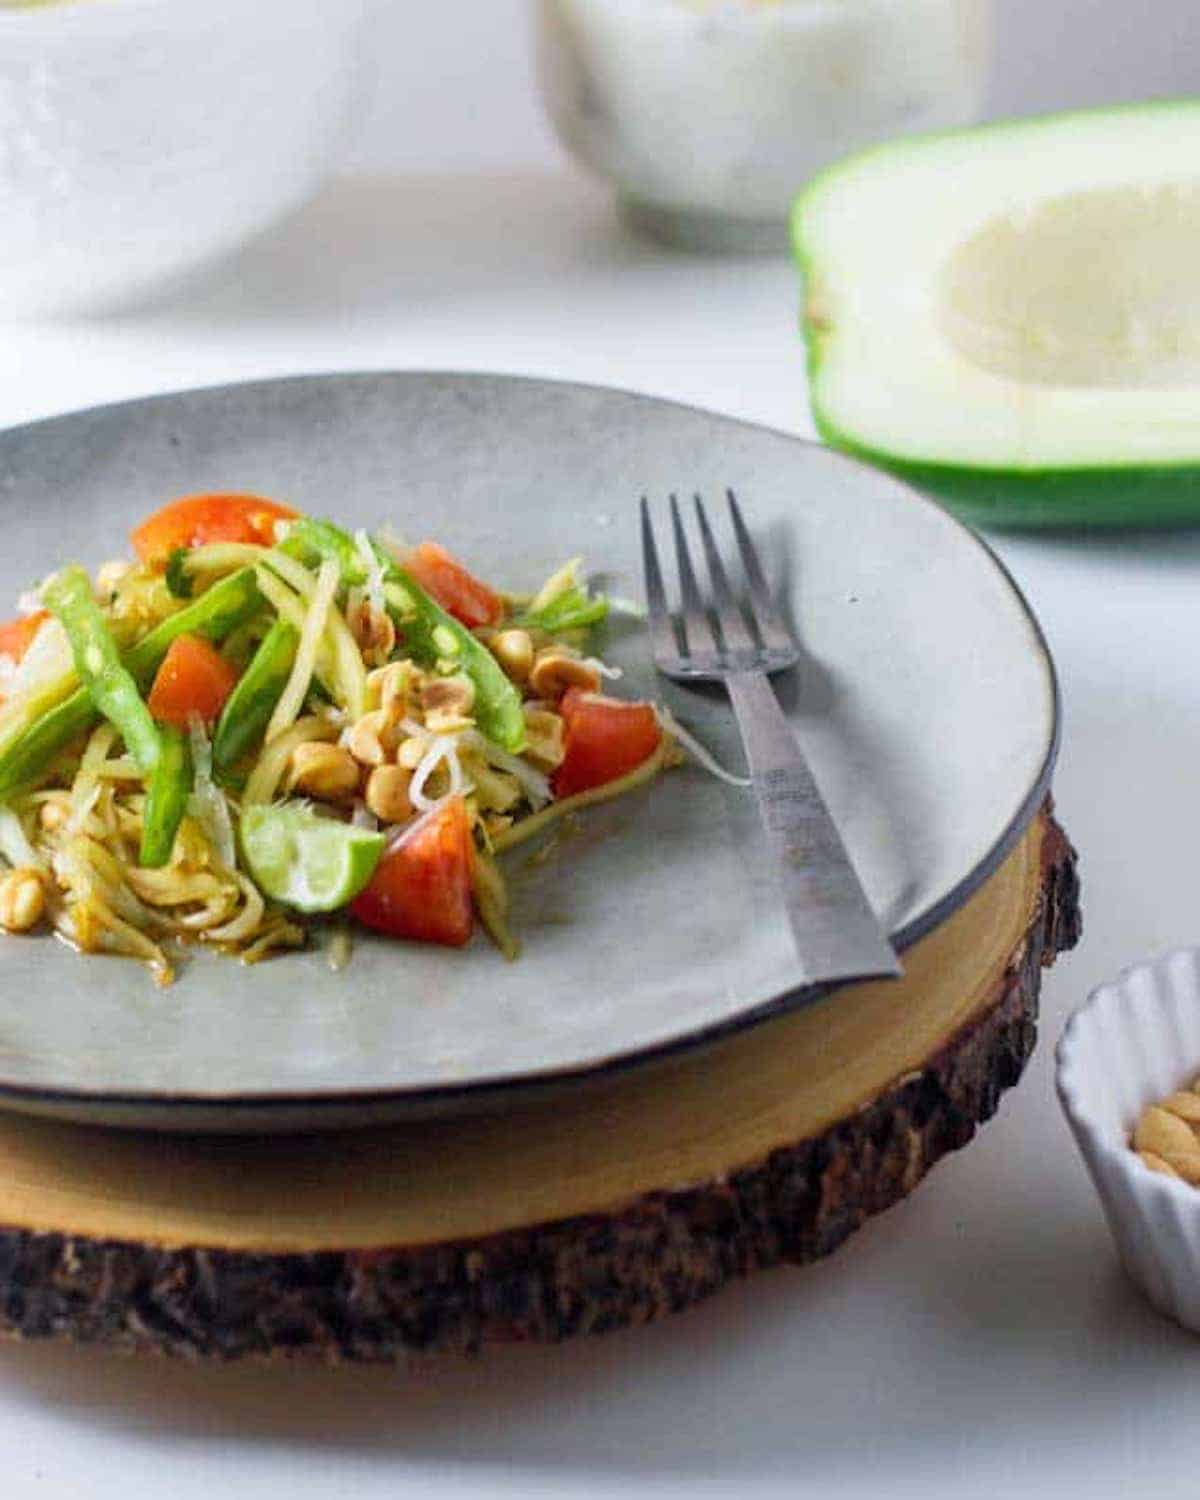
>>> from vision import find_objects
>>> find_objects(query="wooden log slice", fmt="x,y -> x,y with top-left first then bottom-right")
0,806 -> 1079,1362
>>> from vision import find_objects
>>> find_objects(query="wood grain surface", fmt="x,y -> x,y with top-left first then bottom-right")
0,806 -> 1079,1361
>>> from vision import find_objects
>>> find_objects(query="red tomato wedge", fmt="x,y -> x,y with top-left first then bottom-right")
350,795 -> 474,947
131,493 -> 297,564
405,541 -> 504,629
147,634 -> 239,729
554,690 -> 662,798
0,611 -> 49,665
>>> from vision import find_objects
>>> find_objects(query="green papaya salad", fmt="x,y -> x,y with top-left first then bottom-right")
0,492 -> 683,985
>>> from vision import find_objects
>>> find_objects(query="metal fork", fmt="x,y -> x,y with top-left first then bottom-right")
641,490 -> 902,987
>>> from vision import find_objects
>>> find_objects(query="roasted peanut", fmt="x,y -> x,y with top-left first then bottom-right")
1134,1104 -> 1198,1158
1133,1095 -> 1200,1184
522,705 -> 566,769
349,599 -> 396,666
491,629 -> 534,685
422,674 -> 475,715
0,867 -> 46,933
285,743 -> 361,801
422,674 -> 475,732
345,710 -> 395,767
365,765 -> 413,824
1162,1091 -> 1200,1124
528,649 -> 601,700
367,661 -> 416,720
396,735 -> 429,771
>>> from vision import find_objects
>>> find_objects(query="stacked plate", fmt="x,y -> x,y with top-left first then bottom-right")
0,372 -> 1057,1130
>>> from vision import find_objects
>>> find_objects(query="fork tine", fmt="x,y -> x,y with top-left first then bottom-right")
727,488 -> 793,650
639,497 -> 682,663
692,494 -> 757,651
669,494 -> 719,658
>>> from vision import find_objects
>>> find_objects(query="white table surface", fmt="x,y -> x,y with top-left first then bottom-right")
3,166 -> 1200,1500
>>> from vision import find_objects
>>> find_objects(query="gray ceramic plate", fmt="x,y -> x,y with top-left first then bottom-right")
0,373 -> 1057,1131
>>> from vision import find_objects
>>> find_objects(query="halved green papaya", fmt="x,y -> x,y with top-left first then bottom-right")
792,100 -> 1200,529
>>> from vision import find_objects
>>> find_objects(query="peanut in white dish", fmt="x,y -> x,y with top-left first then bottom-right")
1133,1084 -> 1200,1183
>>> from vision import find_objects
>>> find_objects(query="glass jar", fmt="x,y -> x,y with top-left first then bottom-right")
535,0 -> 994,251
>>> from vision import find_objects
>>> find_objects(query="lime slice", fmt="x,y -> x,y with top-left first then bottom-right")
240,804 -> 385,914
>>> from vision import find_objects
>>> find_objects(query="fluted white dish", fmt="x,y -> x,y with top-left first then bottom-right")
1057,948 -> 1200,1333
0,0 -> 371,316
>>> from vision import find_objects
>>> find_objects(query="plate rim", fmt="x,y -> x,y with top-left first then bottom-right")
0,369 -> 1061,1122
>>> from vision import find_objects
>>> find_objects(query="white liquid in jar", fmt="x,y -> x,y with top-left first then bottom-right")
537,0 -> 993,244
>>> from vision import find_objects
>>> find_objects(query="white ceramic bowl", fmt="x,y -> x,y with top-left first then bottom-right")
534,0 -> 994,252
1056,948 -> 1200,1333
0,0 -> 371,315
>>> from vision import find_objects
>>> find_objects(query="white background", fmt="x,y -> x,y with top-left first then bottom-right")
347,0 -> 1200,173
3,3 -> 1200,1499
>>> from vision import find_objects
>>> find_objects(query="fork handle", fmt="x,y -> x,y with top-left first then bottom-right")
725,671 -> 902,987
